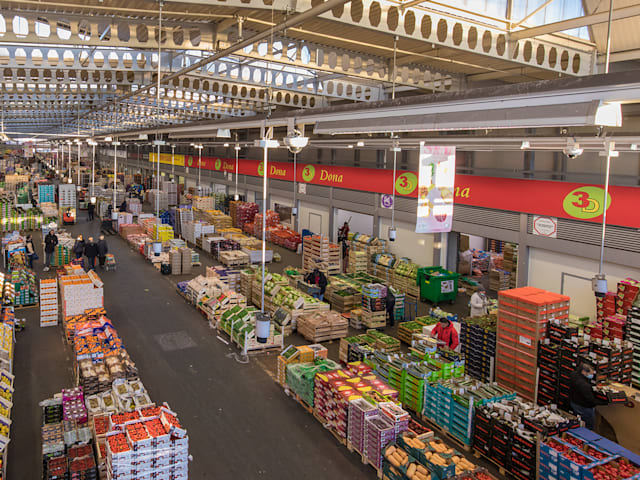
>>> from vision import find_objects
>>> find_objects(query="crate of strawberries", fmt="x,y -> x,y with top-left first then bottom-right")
584,456 -> 640,480
558,448 -> 599,479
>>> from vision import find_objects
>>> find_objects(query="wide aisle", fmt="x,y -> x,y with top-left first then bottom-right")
64,220 -> 371,479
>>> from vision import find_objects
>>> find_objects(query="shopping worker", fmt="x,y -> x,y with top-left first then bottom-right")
430,317 -> 459,350
470,285 -> 489,317
570,363 -> 608,430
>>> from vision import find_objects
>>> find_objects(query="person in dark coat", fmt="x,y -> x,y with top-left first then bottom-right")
87,201 -> 95,221
25,234 -> 37,269
107,204 -> 113,219
120,199 -> 127,213
43,229 -> 58,271
72,235 -> 85,260
305,268 -> 328,301
386,291 -> 396,326
570,363 -> 608,430
84,236 -> 98,271
97,235 -> 109,268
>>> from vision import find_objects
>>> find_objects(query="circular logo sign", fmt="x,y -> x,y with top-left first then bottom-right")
381,194 -> 393,208
395,173 -> 418,195
302,165 -> 316,182
214,158 -> 222,170
187,156 -> 193,167
562,186 -> 611,219
257,162 -> 264,176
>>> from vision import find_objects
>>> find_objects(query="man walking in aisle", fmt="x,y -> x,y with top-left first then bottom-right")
386,290 -> 396,327
87,201 -> 95,221
97,235 -> 109,269
73,235 -> 85,260
43,229 -> 57,271
84,237 -> 98,271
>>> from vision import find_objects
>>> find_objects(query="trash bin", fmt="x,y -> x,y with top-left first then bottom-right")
417,266 -> 460,304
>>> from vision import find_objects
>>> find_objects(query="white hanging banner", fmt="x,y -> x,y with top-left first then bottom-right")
415,143 -> 455,233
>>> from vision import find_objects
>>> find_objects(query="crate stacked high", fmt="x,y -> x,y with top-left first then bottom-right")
369,254 -> 395,284
503,243 -> 518,288
302,235 -> 340,276
39,278 -> 58,327
628,306 -> 640,388
459,315 -> 496,382
59,266 -> 104,318
192,196 -> 214,210
229,201 -> 258,228
38,183 -> 56,203
161,181 -> 178,206
361,283 -> 388,329
347,250 -> 367,274
496,286 -> 570,401
58,184 -> 76,207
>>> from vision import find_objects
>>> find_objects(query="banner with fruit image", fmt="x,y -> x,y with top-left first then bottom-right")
415,144 -> 455,233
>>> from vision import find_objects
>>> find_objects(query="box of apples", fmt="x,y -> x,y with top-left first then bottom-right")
584,456 -> 640,480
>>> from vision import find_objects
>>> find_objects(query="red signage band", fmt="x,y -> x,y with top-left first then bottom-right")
180,154 -> 639,229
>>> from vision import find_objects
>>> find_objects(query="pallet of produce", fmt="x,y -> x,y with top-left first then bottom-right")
297,311 -> 348,342
219,250 -> 250,267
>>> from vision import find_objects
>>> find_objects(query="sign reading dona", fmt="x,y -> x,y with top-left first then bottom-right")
150,153 -> 639,229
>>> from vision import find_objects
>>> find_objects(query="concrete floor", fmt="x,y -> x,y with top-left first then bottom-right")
7,210 -> 485,480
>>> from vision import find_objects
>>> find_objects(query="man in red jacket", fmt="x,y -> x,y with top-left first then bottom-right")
430,317 -> 459,350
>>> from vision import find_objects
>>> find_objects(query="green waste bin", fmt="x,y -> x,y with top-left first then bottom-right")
417,266 -> 460,304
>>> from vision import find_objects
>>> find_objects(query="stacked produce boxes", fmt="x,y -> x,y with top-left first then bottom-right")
39,278 -> 58,327
361,283 -> 387,329
459,315 -> 497,382
496,287 -> 570,401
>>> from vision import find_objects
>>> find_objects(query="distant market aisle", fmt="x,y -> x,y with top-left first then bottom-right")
20,219 -> 372,479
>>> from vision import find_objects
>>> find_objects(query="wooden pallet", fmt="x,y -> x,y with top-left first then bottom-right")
284,388 -> 313,414
14,302 -> 39,310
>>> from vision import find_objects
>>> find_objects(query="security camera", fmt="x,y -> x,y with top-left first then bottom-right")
592,274 -> 607,298
563,146 -> 584,159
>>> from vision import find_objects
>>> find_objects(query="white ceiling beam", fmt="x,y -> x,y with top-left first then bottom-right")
510,4 -> 640,41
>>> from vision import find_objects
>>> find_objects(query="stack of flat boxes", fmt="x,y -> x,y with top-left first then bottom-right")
459,319 -> 496,382
179,247 -> 192,276
496,287 -> 570,401
162,181 -> 178,206
169,251 -> 182,275
58,184 -> 76,207
503,243 -> 518,288
628,306 -> 640,388
59,271 -> 104,318
40,278 -> 59,327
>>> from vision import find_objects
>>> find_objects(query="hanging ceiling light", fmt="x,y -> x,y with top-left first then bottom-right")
283,129 -> 309,154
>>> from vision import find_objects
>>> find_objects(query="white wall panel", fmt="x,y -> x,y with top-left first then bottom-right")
270,194 -> 293,209
379,217 -> 435,267
528,248 -> 640,320
335,209 -> 374,236
299,201 -> 330,236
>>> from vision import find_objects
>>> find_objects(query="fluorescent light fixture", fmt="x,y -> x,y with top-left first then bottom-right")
234,144 -> 241,151
594,102 -> 622,127
138,134 -> 148,140
254,139 -> 280,148
217,128 -> 232,138
112,141 -> 121,146
223,143 -> 229,147
104,136 -> 113,142
520,140 -> 530,149
630,144 -> 638,151
283,135 -> 309,150
87,140 -> 97,146
356,141 -> 365,147
348,144 -> 354,148
234,194 -> 240,201
90,197 -> 96,204
68,178 -> 72,184
153,140 -> 166,146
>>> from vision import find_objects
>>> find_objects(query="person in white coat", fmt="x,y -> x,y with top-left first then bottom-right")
470,286 -> 489,317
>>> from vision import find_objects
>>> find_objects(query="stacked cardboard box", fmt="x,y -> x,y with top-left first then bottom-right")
179,247 -> 192,275
616,278 -> 639,317
459,315 -> 496,382
59,267 -> 104,317
628,306 -> 640,388
58,184 -> 76,207
169,251 -> 181,275
40,278 -> 58,327
105,406 -> 188,480
230,201 -> 258,228
503,243 -> 518,288
361,283 -> 388,329
489,269 -> 512,291
347,250 -> 367,274
161,181 -> 178,206
192,196 -> 214,210
496,287 -> 570,401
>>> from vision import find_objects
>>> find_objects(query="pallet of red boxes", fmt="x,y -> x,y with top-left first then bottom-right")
105,405 -> 188,480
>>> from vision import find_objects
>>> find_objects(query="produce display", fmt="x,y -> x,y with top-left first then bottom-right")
10,265 -> 38,307
230,201 -> 258,228
361,283 -> 388,329
39,278 -> 58,327
393,259 -> 421,297
219,306 -> 283,354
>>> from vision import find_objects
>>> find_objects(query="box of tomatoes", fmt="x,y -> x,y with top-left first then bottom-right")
583,456 -> 640,480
